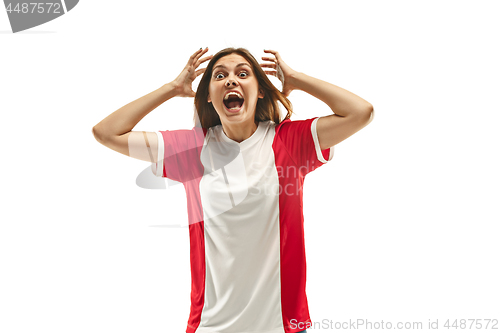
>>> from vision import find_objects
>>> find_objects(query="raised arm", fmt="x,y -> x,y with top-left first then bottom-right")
261,49 -> 374,151
92,48 -> 212,162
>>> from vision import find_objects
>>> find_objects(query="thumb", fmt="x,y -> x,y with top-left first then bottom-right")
283,88 -> 291,98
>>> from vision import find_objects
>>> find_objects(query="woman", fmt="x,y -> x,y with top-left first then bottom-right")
93,47 -> 373,333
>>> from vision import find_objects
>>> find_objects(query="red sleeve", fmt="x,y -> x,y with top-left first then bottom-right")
152,127 -> 206,183
275,117 -> 334,175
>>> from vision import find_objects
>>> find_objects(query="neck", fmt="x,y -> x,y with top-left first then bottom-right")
221,119 -> 258,143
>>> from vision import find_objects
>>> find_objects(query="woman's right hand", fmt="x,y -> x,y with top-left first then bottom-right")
172,47 -> 213,97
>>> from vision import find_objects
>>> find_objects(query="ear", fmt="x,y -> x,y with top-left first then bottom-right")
207,94 -> 211,103
258,88 -> 265,99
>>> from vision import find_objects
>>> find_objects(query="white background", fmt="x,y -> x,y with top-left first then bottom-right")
1,1 -> 499,332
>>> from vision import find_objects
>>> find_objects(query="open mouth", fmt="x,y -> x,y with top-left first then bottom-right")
223,91 -> 244,112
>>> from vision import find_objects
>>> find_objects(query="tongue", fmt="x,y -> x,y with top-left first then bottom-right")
227,100 -> 242,109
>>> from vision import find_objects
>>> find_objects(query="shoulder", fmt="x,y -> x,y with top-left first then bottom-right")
275,117 -> 319,135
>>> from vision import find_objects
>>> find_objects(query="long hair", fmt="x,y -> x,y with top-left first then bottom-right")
194,47 -> 294,129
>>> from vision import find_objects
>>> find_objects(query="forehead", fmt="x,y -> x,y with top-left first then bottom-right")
213,54 -> 252,70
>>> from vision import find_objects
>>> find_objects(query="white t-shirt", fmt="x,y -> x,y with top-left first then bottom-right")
152,117 -> 333,333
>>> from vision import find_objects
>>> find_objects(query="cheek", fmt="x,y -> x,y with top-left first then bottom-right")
208,83 -> 221,102
207,86 -> 215,103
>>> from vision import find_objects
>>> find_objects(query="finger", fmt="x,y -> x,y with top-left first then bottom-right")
193,47 -> 209,64
261,56 -> 277,62
195,54 -> 213,68
189,48 -> 205,61
195,68 -> 206,77
263,49 -> 282,61
260,63 -> 276,69
263,70 -> 277,76
188,47 -> 208,67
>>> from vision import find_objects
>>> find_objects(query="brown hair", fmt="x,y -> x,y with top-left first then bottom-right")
193,47 -> 293,129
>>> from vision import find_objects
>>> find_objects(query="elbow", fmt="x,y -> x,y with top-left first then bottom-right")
363,103 -> 374,114
354,103 -> 373,117
92,126 -> 106,143
365,106 -> 374,125
92,126 -> 99,139
357,105 -> 374,126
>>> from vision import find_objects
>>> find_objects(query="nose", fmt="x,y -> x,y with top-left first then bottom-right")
225,79 -> 237,87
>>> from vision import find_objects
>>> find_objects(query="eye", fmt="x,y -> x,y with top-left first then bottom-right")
215,73 -> 225,79
239,72 -> 248,78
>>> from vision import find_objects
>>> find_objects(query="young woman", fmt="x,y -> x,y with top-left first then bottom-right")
93,47 -> 373,333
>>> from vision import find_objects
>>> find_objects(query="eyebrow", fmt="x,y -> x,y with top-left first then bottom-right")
213,63 -> 251,71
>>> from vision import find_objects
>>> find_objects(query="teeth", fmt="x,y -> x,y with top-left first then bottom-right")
224,91 -> 243,100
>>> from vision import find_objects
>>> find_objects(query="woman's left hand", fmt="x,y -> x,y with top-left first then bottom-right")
261,49 -> 299,97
